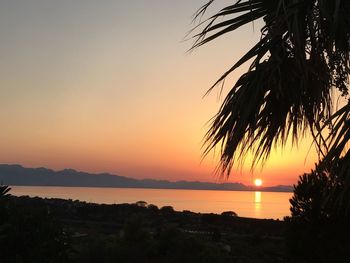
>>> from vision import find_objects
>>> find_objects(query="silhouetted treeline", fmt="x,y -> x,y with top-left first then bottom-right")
4,185 -> 349,262
1,193 -> 290,263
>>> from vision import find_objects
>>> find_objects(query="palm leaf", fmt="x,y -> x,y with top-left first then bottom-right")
0,185 -> 11,198
191,0 -> 350,176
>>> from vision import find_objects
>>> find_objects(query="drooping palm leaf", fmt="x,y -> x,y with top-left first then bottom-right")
191,0 -> 350,176
0,185 -> 11,198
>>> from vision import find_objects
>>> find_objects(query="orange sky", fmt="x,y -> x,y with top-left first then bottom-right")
0,0 -> 318,186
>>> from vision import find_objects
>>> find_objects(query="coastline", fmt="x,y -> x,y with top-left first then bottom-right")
8,183 -> 292,192
9,185 -> 292,219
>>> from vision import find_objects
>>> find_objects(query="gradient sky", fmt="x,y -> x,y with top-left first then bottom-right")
0,0 -> 318,186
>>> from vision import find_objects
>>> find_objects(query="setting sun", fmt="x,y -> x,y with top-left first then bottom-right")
254,179 -> 263,187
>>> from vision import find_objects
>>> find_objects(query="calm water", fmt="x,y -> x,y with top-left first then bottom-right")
10,186 -> 292,219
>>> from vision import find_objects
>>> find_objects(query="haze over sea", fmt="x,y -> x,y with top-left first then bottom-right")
10,186 -> 292,220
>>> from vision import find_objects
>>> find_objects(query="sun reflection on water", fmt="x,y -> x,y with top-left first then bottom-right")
254,191 -> 262,218
255,191 -> 262,203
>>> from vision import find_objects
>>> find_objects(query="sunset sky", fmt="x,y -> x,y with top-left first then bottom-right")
0,0 -> 318,186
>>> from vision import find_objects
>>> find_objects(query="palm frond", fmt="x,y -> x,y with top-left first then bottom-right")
191,0 -> 350,176
0,185 -> 11,198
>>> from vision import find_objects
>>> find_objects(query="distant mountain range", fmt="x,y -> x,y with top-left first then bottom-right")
0,164 -> 293,192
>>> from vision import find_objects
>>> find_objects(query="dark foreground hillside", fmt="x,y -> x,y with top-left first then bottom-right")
1,195 -> 299,263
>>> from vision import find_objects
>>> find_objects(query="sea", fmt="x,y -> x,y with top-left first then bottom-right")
10,186 -> 292,220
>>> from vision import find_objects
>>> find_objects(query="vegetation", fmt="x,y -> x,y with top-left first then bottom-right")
0,185 -> 11,198
0,186 -> 71,263
190,0 -> 349,261
221,211 -> 238,217
1,193 -> 289,263
286,163 -> 350,262
191,0 -> 349,176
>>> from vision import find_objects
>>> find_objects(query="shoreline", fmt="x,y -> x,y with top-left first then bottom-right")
8,183 -> 293,193
9,185 -> 292,219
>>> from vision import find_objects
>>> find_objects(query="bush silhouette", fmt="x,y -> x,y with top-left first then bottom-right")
0,197 -> 71,263
286,165 -> 350,262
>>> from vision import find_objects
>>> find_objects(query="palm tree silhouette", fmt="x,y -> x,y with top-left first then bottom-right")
191,0 -> 350,222
191,0 -> 350,216
0,185 -> 11,198
191,1 -> 349,176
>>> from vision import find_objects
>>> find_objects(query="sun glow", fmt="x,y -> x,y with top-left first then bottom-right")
254,178 -> 263,187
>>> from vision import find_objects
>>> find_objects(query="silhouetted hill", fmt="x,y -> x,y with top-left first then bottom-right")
0,164 -> 292,192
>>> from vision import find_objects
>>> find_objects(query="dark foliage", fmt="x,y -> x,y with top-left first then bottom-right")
5,195 -> 287,262
0,190 -> 71,263
191,2 -> 350,260
191,0 -> 350,177
221,211 -> 238,217
0,185 -> 11,198
286,165 -> 350,262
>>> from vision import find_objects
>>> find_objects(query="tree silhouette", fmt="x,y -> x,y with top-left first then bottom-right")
191,1 -> 350,259
191,0 -> 349,176
191,0 -> 350,210
0,185 -> 11,199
